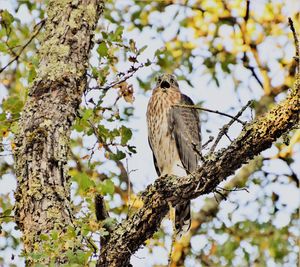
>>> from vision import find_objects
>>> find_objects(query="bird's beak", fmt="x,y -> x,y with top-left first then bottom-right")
160,80 -> 170,92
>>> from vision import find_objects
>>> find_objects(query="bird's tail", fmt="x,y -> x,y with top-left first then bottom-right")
175,200 -> 191,235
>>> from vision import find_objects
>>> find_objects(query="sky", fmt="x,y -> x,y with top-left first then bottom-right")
0,0 -> 299,266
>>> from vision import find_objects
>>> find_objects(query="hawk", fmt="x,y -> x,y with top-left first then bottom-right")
147,73 -> 201,234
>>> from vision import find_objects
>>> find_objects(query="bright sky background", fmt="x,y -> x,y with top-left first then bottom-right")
0,0 -> 299,266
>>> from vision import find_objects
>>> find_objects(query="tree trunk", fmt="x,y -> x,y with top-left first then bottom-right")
13,0 -> 104,264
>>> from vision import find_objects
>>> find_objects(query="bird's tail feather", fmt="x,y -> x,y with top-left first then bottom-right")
175,200 -> 191,236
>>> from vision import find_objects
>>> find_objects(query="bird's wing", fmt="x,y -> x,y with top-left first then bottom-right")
168,94 -> 201,173
148,137 -> 161,176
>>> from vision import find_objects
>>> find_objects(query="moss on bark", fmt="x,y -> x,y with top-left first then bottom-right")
13,0 -> 104,265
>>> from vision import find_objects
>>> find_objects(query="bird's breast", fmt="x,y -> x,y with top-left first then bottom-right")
147,89 -> 184,176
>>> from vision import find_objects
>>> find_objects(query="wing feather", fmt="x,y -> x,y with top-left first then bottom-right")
168,94 -> 201,173
148,137 -> 161,176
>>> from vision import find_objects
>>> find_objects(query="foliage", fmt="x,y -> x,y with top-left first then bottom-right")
0,0 -> 299,266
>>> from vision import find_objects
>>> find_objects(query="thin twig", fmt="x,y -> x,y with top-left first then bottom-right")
209,101 -> 252,153
126,159 -> 131,208
288,17 -> 300,70
176,164 -> 197,182
213,191 -> 220,204
168,2 -> 206,12
0,153 -> 13,157
0,215 -> 14,219
88,62 -> 151,92
191,141 -> 204,162
217,186 -> 249,193
174,104 -> 246,125
214,189 -> 227,201
244,0 -> 250,22
237,2 -> 265,90
202,136 -> 214,149
242,60 -> 264,89
0,19 -> 45,74
87,142 -> 97,166
224,131 -> 233,142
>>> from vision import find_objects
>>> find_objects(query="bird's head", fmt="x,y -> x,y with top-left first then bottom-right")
156,73 -> 179,91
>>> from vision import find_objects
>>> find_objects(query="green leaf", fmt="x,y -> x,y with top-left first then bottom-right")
50,230 -> 58,240
91,67 -> 99,78
112,25 -> 124,41
0,113 -> 6,121
75,250 -> 87,264
3,208 -> 12,216
98,124 -> 109,140
2,96 -> 24,114
120,125 -> 132,145
109,149 -> 126,161
102,217 -> 117,229
128,145 -> 137,154
73,172 -> 94,192
129,39 -> 137,53
28,67 -> 37,83
97,42 -> 108,57
0,43 -> 7,53
73,121 -> 84,132
10,122 -> 19,134
0,10 -> 14,26
101,179 -> 115,195
138,45 -> 147,54
145,59 -> 152,66
101,31 -> 108,39
82,109 -> 93,121
40,234 -> 49,241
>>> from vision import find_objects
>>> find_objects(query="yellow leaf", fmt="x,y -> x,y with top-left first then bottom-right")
129,194 -> 144,209
172,49 -> 182,58
89,220 -> 99,231
2,130 -> 9,137
279,129 -> 300,158
1,79 -> 10,86
210,242 -> 217,255
81,154 -> 90,160
11,142 -> 16,150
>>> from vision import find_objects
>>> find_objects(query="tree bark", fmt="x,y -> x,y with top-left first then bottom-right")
97,76 -> 299,266
13,0 -> 104,264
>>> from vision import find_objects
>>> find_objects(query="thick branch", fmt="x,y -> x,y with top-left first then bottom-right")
98,77 -> 299,266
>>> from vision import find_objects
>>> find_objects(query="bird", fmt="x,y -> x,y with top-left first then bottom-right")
146,73 -> 201,235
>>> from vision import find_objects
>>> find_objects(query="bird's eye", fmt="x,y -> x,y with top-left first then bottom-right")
170,78 -> 174,84
157,78 -> 161,83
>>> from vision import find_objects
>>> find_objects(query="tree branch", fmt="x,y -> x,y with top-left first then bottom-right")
0,19 -> 45,74
209,100 -> 252,153
289,17 -> 300,70
174,104 -> 246,125
97,72 -> 299,266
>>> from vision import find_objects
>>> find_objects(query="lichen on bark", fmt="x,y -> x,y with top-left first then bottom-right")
13,0 -> 104,265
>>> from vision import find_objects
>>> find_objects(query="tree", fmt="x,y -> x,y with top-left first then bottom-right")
0,1 -> 299,266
